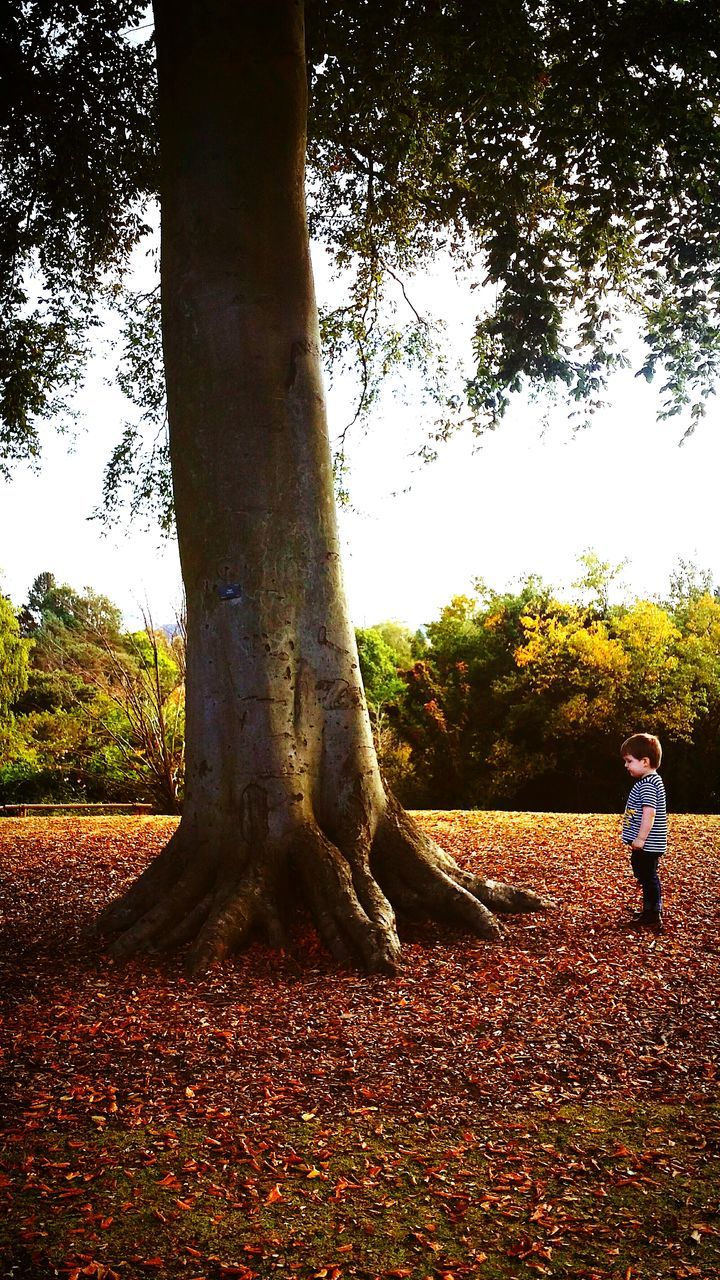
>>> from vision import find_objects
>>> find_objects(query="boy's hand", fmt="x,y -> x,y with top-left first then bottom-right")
632,806 -> 655,852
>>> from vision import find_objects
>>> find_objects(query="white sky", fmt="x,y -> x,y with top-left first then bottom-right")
1,251 -> 718,631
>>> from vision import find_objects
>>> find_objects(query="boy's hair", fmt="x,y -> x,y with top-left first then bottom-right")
621,732 -> 662,768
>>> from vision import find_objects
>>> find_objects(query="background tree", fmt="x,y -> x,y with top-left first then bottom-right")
394,560 -> 720,813
1,573 -> 185,808
398,581 -> 553,806
0,592 -> 30,765
0,574 -> 116,801
571,552 -> 629,619
661,585 -> 720,812
355,624 -> 420,801
3,1 -> 720,969
93,613 -> 185,813
355,626 -> 407,721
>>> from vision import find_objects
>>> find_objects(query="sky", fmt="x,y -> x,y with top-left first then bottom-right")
1,253 -> 719,632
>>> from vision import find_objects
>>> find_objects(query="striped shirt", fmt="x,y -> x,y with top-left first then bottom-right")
622,772 -> 668,854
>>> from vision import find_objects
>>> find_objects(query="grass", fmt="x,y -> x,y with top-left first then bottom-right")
2,1101 -> 719,1278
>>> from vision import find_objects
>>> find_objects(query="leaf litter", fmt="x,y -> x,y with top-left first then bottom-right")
0,812 -> 718,1279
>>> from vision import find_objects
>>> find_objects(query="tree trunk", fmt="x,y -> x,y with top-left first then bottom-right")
99,0 -> 549,973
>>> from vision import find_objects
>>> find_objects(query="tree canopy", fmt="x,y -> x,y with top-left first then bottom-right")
2,0 -> 720,494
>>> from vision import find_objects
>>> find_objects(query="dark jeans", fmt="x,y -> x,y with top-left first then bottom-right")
630,848 -> 663,914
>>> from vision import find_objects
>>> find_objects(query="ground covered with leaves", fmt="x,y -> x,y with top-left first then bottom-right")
1,813 -> 718,1280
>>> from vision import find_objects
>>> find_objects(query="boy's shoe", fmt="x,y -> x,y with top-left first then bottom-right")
629,909 -> 664,929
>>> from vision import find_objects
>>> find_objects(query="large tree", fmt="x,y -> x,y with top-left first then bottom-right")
2,0 -> 719,970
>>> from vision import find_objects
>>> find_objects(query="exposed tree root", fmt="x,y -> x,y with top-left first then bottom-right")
292,821 -> 401,973
99,796 -> 553,974
372,796 -> 550,933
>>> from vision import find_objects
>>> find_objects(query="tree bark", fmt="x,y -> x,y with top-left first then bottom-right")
99,0 -> 550,973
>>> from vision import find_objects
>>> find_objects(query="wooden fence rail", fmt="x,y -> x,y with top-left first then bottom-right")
0,803 -> 156,817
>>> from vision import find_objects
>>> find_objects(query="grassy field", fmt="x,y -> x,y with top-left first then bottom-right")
1,812 -> 718,1279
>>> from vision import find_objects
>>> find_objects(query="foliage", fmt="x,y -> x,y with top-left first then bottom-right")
1,572 -> 128,801
0,592 -> 30,715
94,617 -> 185,813
393,561 -> 720,812
356,626 -> 407,715
98,283 -> 174,533
0,573 -> 185,808
369,619 -> 424,667
571,549 -> 628,616
0,592 -> 31,763
307,0 -> 720,431
397,580 -> 553,806
1,2 -> 720,505
1,811 -> 719,1275
4,560 -> 720,813
355,623 -> 423,801
0,1 -> 156,473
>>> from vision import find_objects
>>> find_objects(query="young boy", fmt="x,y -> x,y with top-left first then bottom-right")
621,732 -> 667,930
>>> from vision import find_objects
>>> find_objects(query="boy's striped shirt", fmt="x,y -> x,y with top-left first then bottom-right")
623,772 -> 668,854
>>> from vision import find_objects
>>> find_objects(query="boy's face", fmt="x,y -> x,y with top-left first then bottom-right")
623,753 -> 652,778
